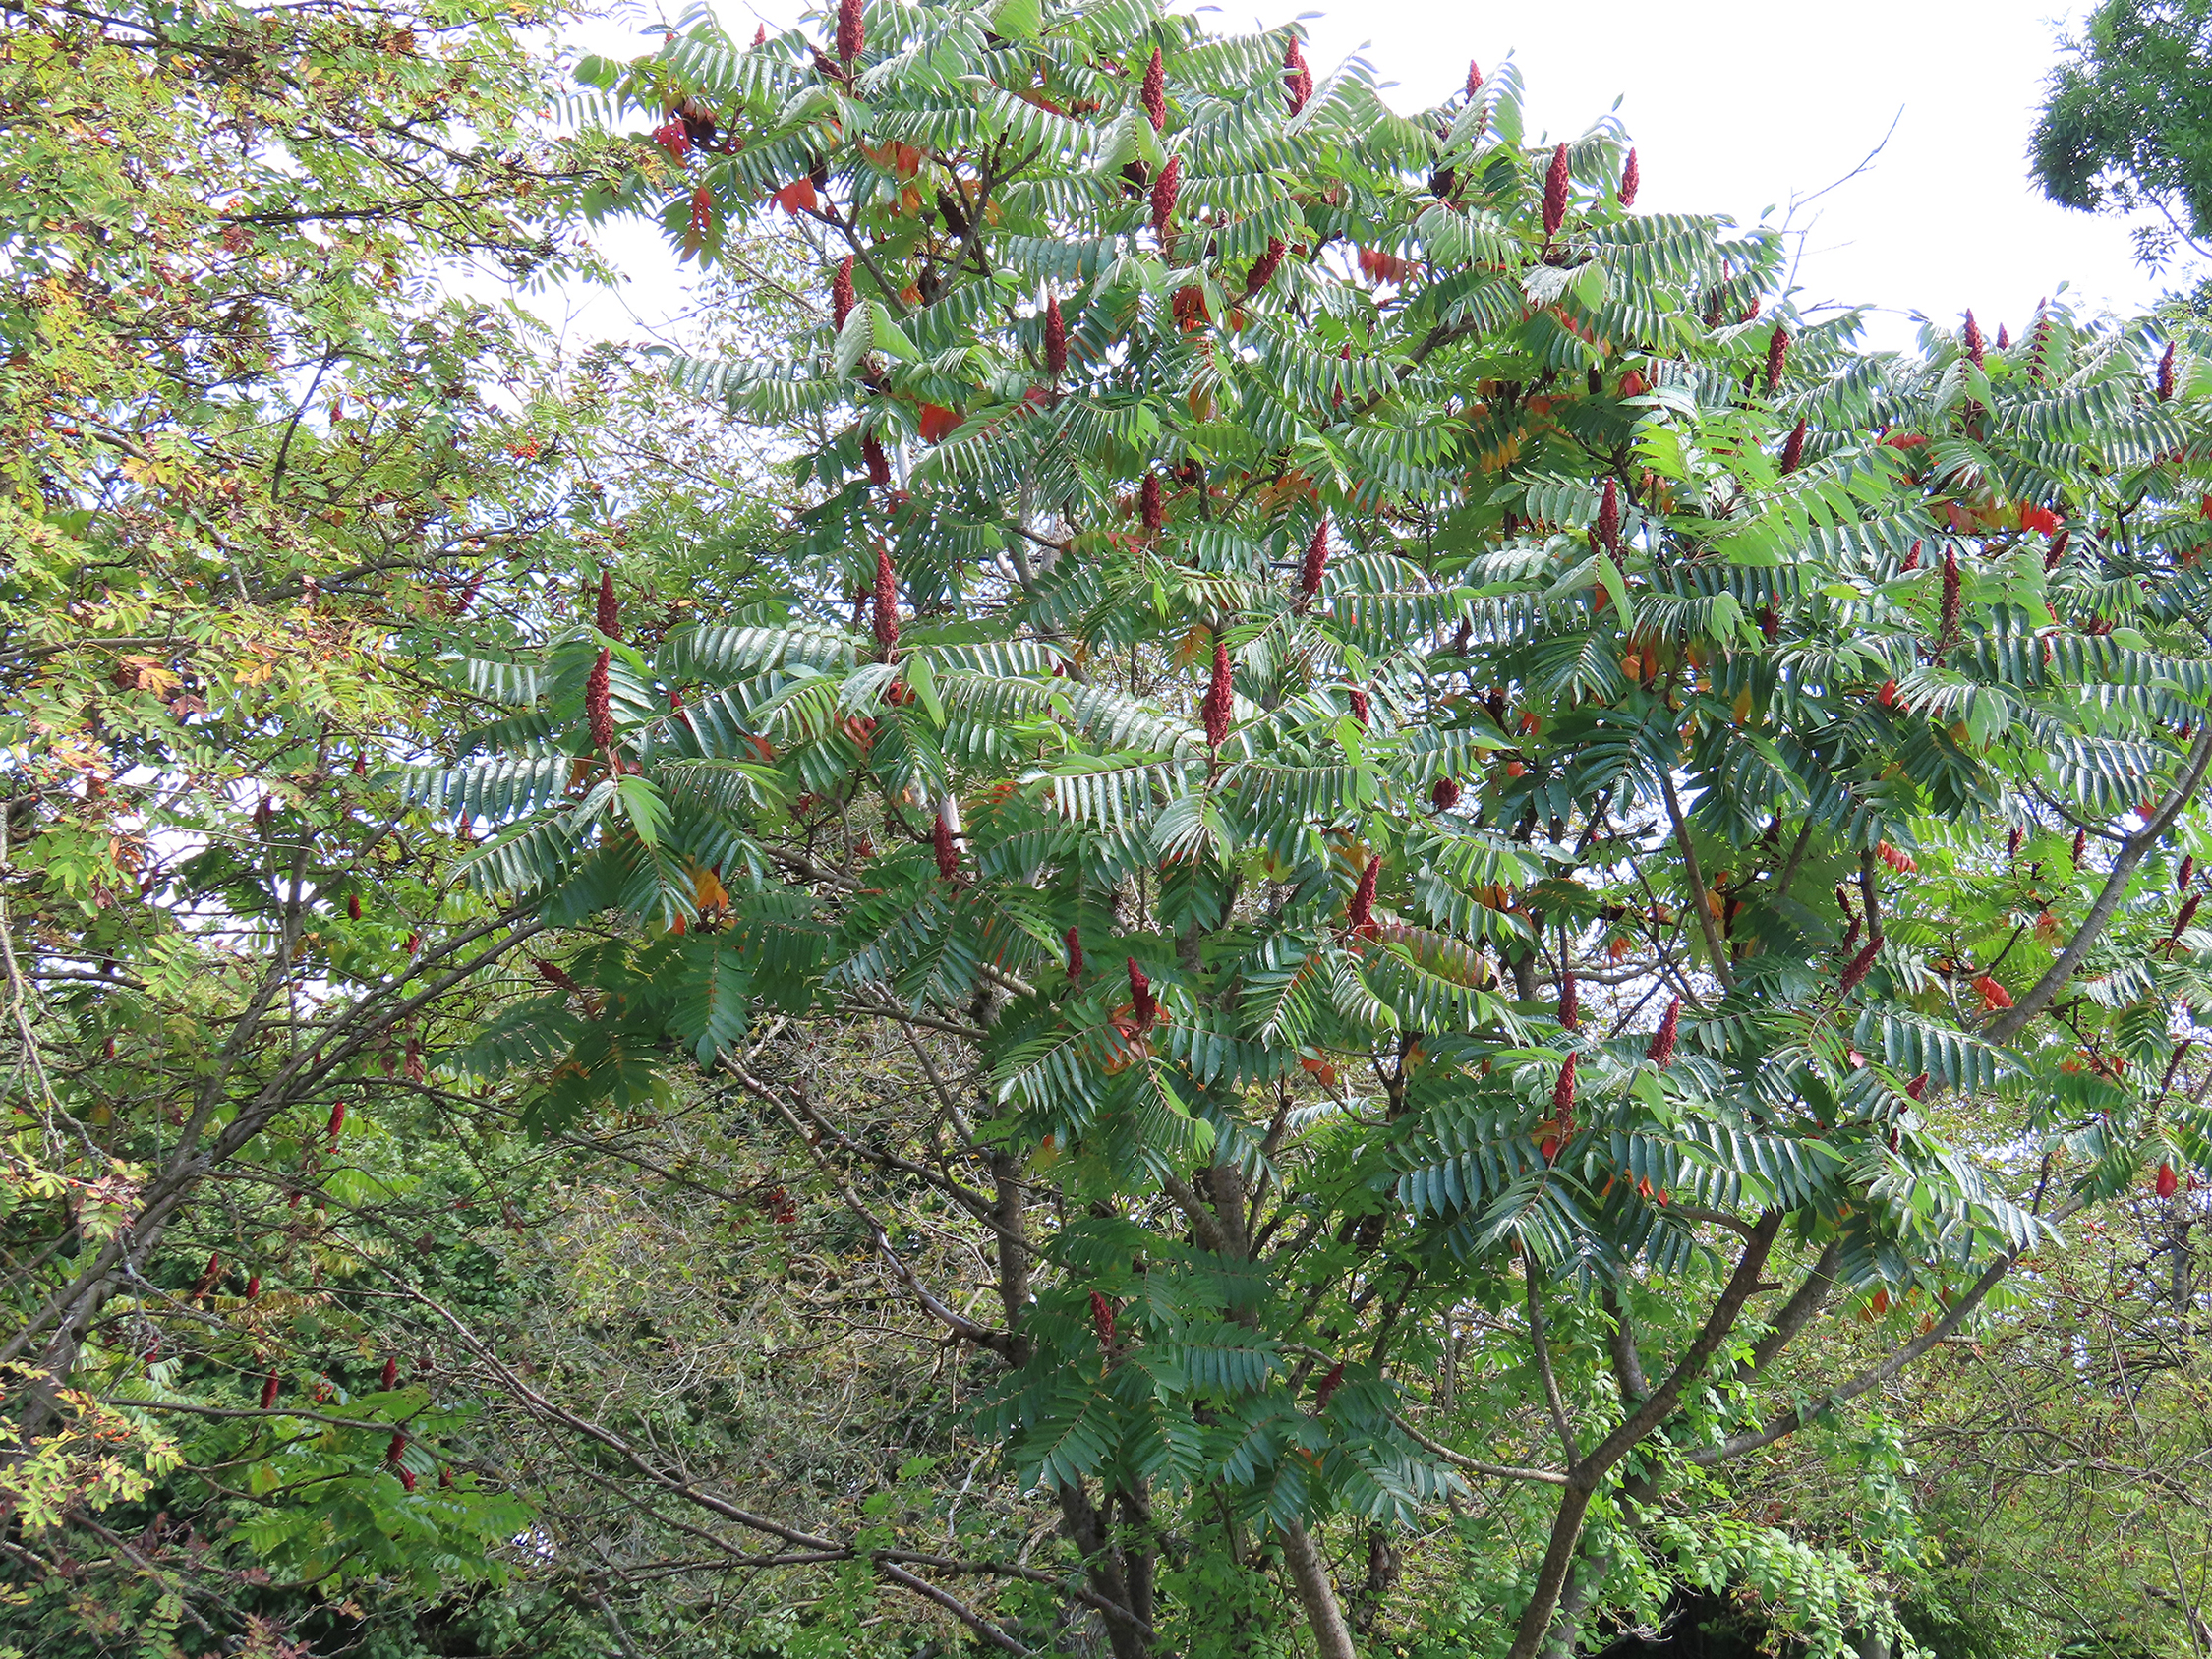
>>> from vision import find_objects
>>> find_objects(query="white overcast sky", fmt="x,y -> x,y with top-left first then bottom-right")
551,0 -> 2172,355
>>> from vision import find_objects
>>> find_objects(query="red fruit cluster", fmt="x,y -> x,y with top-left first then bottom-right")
1312,1360 -> 1346,1409
832,256 -> 855,330
1203,637 -> 1233,750
1617,148 -> 1640,208
933,810 -> 960,880
1346,858 -> 1378,939
1779,417 -> 1808,476
2159,340 -> 2178,402
596,568 -> 621,639
1940,545 -> 1961,644
873,544 -> 899,655
1552,1052 -> 1578,1122
1764,326 -> 1788,393
1044,295 -> 1067,378
1141,48 -> 1166,131
1647,999 -> 1679,1066
1149,153 -> 1180,243
863,432 -> 891,486
1139,472 -> 1164,533
1839,932 -> 1884,995
1348,687 -> 1369,726
261,1369 -> 281,1409
537,958 -> 583,996
587,647 -> 614,749
347,893 -> 361,921
836,0 -> 863,64
1963,311 -> 1985,369
1298,516 -> 1329,605
1245,237 -> 1286,296
1465,60 -> 1483,98
1558,971 -> 1579,1030
1284,37 -> 1313,113
1430,775 -> 1461,812
1064,926 -> 1084,981
1090,1289 -> 1117,1347
1542,143 -> 1570,237
1127,958 -> 1158,1027
1594,477 -> 1620,553
2172,892 -> 2200,940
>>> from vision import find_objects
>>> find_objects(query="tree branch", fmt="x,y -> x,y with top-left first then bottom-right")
1659,771 -> 1735,991
1988,723 -> 2212,1041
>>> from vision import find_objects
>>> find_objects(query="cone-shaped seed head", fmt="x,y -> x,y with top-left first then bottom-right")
1044,295 -> 1067,379
874,545 -> 900,654
933,811 -> 959,879
587,647 -> 614,749
596,569 -> 620,639
1543,143 -> 1570,237
1203,637 -> 1233,749
1149,154 -> 1180,242
1300,515 -> 1329,601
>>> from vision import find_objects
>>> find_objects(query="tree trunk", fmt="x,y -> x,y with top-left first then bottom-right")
1282,1518 -> 1359,1659
1538,1470 -> 1657,1659
1059,1481 -> 1151,1659
1507,1214 -> 1781,1659
1348,1524 -> 1401,1635
1504,1485 -> 1596,1659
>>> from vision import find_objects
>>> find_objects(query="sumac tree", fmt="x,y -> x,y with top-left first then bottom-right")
403,1 -> 2212,1653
